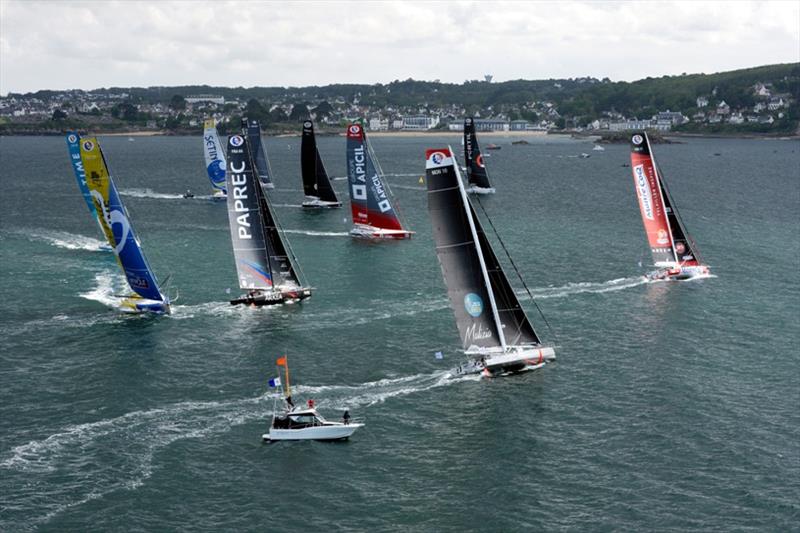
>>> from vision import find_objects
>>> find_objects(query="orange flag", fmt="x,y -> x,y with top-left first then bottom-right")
276,356 -> 287,366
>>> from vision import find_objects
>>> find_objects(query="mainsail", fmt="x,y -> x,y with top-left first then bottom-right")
66,132 -> 101,223
244,118 -> 273,187
425,147 -> 541,354
225,133 -> 302,292
79,137 -> 166,304
300,120 -> 339,205
630,132 -> 701,267
345,122 -> 405,232
203,119 -> 227,195
463,117 -> 493,191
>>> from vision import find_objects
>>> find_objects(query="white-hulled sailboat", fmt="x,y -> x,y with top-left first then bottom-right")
224,133 -> 312,306
629,131 -> 710,281
463,117 -> 495,194
263,356 -> 363,442
425,147 -> 555,377
203,119 -> 227,200
345,122 -> 413,239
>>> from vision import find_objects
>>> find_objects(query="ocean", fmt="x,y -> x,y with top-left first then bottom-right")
0,133 -> 798,531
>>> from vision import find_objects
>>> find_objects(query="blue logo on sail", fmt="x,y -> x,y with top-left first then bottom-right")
464,293 -> 483,317
207,159 -> 226,183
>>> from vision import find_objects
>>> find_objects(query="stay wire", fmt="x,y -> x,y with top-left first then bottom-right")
473,194 -> 559,344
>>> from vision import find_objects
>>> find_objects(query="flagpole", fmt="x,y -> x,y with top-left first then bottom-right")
284,355 -> 291,399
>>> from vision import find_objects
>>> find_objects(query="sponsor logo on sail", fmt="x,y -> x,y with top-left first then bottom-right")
657,229 -> 669,245
632,134 -> 644,145
304,121 -> 312,128
465,323 -> 493,344
126,271 -> 150,290
430,151 -> 445,165
633,164 -> 654,220
475,154 -> 484,168
464,293 -> 484,317
230,135 -> 244,147
82,140 -> 94,151
229,158 -> 251,239
349,124 -> 361,135
67,134 -> 78,143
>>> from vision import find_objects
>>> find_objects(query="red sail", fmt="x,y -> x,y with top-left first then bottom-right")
345,123 -> 404,231
630,134 -> 676,265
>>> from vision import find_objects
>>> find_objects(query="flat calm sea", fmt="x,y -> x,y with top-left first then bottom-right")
0,133 -> 798,531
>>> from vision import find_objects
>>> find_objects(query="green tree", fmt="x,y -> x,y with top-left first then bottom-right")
169,94 -> 186,111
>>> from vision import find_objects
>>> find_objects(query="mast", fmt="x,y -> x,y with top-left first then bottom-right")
451,148 -> 507,350
644,132 -> 679,264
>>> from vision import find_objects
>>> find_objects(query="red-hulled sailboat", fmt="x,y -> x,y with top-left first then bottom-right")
345,123 -> 413,239
629,131 -> 710,281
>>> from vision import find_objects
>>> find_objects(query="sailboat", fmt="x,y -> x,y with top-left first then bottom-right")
65,132 -> 110,246
263,356 -> 363,442
345,122 -> 413,239
425,147 -> 555,377
78,137 -> 171,314
629,131 -> 710,281
203,119 -> 227,199
300,120 -> 341,208
463,117 -> 496,194
243,118 -> 274,189
225,133 -> 312,306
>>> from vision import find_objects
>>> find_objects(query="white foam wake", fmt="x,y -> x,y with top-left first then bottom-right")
26,230 -> 110,252
119,188 -> 184,200
526,276 -> 650,300
78,271 -> 133,312
0,370 -> 471,527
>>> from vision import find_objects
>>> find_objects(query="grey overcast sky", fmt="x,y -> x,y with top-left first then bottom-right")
1,0 -> 798,95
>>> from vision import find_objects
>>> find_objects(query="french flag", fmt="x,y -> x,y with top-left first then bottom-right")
268,377 -> 281,388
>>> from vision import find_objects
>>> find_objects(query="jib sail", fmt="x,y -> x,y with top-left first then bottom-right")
301,120 -> 338,203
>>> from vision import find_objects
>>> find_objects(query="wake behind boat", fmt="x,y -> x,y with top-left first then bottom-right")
345,122 -> 414,239
301,120 -> 341,208
463,117 -> 495,194
263,356 -> 363,442
224,133 -> 312,306
77,137 -> 170,314
425,147 -> 555,377
629,131 -> 710,281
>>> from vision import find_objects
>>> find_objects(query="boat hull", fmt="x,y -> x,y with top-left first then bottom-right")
457,346 -> 556,377
302,198 -> 342,209
211,190 -> 227,201
647,265 -> 710,281
466,185 -> 496,195
350,224 -> 413,240
120,297 -> 170,314
263,422 -> 363,442
230,288 -> 312,306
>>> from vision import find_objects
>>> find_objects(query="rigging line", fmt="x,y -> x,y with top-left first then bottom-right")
473,194 -> 559,344
655,162 -> 705,264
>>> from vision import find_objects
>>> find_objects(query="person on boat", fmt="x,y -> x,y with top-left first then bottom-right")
307,399 -> 315,409
343,410 -> 351,425
285,396 -> 294,408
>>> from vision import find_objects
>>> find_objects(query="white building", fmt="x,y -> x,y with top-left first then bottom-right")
402,115 -> 440,130
368,118 -> 389,131
186,95 -> 225,105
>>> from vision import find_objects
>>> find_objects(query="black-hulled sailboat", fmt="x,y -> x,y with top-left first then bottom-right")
464,117 -> 495,194
243,118 -> 274,189
345,122 -> 413,239
301,120 -> 341,208
425,147 -> 555,376
629,131 -> 710,281
225,133 -> 311,306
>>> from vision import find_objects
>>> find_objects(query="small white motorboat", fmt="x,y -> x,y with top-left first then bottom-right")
263,403 -> 363,442
262,356 -> 363,442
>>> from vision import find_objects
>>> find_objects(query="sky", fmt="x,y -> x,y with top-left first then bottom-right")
1,0 -> 798,95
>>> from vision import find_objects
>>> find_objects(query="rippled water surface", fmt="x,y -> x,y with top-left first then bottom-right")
0,133 -> 798,531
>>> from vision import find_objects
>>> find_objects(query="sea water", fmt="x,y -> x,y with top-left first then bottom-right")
0,134 -> 798,531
